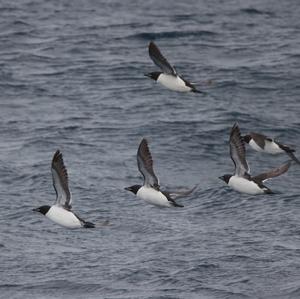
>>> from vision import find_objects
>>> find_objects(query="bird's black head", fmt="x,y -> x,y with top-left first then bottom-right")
144,72 -> 161,81
32,205 -> 51,215
124,185 -> 142,195
243,135 -> 251,144
218,175 -> 232,184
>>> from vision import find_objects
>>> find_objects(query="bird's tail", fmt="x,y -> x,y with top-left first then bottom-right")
83,221 -> 95,228
171,201 -> 184,208
263,187 -> 274,194
192,88 -> 205,94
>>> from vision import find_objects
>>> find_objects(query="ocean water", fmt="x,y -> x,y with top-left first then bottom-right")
0,0 -> 299,298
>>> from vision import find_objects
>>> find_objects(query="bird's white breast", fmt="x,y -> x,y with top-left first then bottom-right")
264,141 -> 284,154
46,205 -> 82,228
137,186 -> 172,207
228,176 -> 265,195
157,74 -> 191,92
249,139 -> 284,155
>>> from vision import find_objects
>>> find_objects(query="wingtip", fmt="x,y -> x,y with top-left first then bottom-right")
53,149 -> 62,161
138,138 -> 151,156
140,138 -> 149,146
54,149 -> 61,155
232,122 -> 239,129
52,149 -> 68,180
149,40 -> 157,48
230,122 -> 239,136
137,138 -> 148,155
230,123 -> 242,137
284,160 -> 292,170
148,41 -> 156,53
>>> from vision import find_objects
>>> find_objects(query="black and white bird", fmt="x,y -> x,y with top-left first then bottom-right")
145,41 -> 202,93
243,132 -> 300,164
219,123 -> 291,195
125,139 -> 192,207
33,150 -> 95,228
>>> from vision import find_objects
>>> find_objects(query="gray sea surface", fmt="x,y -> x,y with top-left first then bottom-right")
0,0 -> 299,298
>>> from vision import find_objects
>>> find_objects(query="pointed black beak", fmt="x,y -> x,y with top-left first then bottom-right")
124,187 -> 131,191
144,73 -> 151,78
218,176 -> 224,181
32,208 -> 39,212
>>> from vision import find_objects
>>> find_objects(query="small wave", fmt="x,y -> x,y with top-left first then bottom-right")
0,6 -> 20,12
287,53 -> 300,59
240,8 -> 274,16
170,13 -> 199,21
12,20 -> 30,26
131,30 -> 217,41
285,286 -> 300,298
0,281 -> 103,296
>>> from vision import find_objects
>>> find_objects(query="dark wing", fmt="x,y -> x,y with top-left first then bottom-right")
148,41 -> 176,76
285,151 -> 300,164
275,141 -> 300,164
253,161 -> 291,183
51,150 -> 72,209
250,132 -> 267,148
276,141 -> 295,153
137,139 -> 159,190
274,140 -> 300,164
230,123 -> 250,177
166,184 -> 198,199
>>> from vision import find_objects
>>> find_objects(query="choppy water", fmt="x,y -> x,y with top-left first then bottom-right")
0,0 -> 300,298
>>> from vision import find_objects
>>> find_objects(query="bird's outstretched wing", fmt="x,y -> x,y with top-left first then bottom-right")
148,41 -> 176,76
137,139 -> 160,190
230,123 -> 250,177
166,184 -> 198,199
51,150 -> 72,209
253,161 -> 291,183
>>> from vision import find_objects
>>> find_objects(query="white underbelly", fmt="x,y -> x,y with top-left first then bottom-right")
249,139 -> 284,155
46,205 -> 82,228
228,176 -> 265,195
264,141 -> 284,154
158,74 -> 191,92
137,186 -> 172,207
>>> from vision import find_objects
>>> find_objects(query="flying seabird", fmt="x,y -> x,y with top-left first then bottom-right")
219,123 -> 291,195
243,132 -> 300,164
125,139 -> 194,207
145,41 -> 202,93
33,150 -> 95,228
